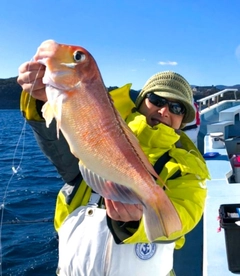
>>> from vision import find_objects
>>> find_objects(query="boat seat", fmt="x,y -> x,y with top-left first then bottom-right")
219,106 -> 240,122
207,120 -> 233,135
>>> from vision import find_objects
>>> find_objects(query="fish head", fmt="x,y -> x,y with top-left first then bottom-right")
34,40 -> 100,91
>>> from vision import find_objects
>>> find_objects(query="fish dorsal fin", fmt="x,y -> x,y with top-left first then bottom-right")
117,112 -> 160,180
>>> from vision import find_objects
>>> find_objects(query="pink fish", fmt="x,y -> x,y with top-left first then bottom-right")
34,40 -> 182,241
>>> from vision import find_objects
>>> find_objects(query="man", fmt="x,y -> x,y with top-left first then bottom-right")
18,64 -> 210,275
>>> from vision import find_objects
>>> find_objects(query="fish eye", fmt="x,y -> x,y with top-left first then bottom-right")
73,51 -> 85,62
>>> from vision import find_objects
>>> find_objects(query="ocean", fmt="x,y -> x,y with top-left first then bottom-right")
0,109 -> 62,275
0,109 -> 205,276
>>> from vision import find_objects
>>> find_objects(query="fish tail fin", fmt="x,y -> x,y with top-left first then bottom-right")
143,185 -> 182,241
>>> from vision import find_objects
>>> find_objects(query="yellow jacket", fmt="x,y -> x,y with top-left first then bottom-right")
20,83 -> 210,249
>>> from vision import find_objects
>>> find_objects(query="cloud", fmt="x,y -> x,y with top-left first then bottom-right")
235,45 -> 240,60
158,61 -> 178,66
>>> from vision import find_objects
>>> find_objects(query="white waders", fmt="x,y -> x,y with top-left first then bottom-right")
57,196 -> 175,276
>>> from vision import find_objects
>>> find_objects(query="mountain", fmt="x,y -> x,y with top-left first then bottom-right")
215,84 -> 240,90
0,76 -> 240,109
0,77 -> 22,109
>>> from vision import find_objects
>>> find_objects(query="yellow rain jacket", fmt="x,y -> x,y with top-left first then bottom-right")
20,83 -> 210,249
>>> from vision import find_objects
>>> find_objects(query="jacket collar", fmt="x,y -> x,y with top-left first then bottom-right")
126,111 -> 180,150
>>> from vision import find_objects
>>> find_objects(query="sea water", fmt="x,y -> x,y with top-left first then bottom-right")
0,109 -> 62,275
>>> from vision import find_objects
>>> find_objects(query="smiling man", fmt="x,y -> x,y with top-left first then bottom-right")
135,71 -> 195,129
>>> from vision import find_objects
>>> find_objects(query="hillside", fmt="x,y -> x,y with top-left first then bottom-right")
1,77 -> 240,109
0,77 -> 22,109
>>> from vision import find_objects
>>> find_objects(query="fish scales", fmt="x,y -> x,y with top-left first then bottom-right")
60,79 -> 152,188
35,40 -> 182,241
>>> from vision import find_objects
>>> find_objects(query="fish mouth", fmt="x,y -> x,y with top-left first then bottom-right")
60,62 -> 78,68
43,71 -> 81,91
46,81 -> 81,91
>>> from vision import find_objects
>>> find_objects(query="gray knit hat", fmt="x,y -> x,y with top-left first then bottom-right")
135,71 -> 195,124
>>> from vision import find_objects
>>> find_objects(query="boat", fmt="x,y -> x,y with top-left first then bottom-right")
174,89 -> 240,275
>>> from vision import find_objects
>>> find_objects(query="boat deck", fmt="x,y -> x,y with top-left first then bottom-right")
174,97 -> 240,275
203,135 -> 240,275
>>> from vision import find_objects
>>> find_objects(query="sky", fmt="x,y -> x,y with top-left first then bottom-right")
1,0 -> 240,90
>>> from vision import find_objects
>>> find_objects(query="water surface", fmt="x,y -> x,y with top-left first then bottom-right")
0,109 -> 62,275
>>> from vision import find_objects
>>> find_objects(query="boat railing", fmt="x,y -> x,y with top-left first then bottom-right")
197,89 -> 239,112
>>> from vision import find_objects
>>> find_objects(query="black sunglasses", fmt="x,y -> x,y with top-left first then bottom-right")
146,93 -> 186,115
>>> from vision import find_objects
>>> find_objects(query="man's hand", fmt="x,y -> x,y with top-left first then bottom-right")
17,61 -> 47,102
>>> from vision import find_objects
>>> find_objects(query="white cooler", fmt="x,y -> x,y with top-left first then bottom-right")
210,132 -> 225,149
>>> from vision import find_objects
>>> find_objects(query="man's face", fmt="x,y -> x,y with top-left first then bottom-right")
138,94 -> 184,129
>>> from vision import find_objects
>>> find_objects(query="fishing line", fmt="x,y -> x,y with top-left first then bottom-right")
0,61 -> 42,275
2,218 -> 53,225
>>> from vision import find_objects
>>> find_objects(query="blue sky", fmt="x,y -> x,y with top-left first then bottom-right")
1,0 -> 240,90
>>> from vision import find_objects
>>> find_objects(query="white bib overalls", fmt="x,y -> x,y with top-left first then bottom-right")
57,205 -> 175,276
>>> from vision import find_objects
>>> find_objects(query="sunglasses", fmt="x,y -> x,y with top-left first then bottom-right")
146,93 -> 186,115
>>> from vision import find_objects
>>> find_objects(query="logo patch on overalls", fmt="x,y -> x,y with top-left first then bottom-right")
135,243 -> 156,260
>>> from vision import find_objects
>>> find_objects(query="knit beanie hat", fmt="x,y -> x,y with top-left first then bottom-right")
135,71 -> 195,124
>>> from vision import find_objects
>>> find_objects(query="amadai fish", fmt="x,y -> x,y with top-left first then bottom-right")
34,40 -> 182,241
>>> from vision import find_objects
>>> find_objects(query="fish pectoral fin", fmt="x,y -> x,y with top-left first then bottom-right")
42,102 -> 54,128
143,185 -> 182,241
42,101 -> 61,138
42,86 -> 64,139
78,161 -> 141,204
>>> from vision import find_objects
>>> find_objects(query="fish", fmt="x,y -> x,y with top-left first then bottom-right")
33,40 -> 182,241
